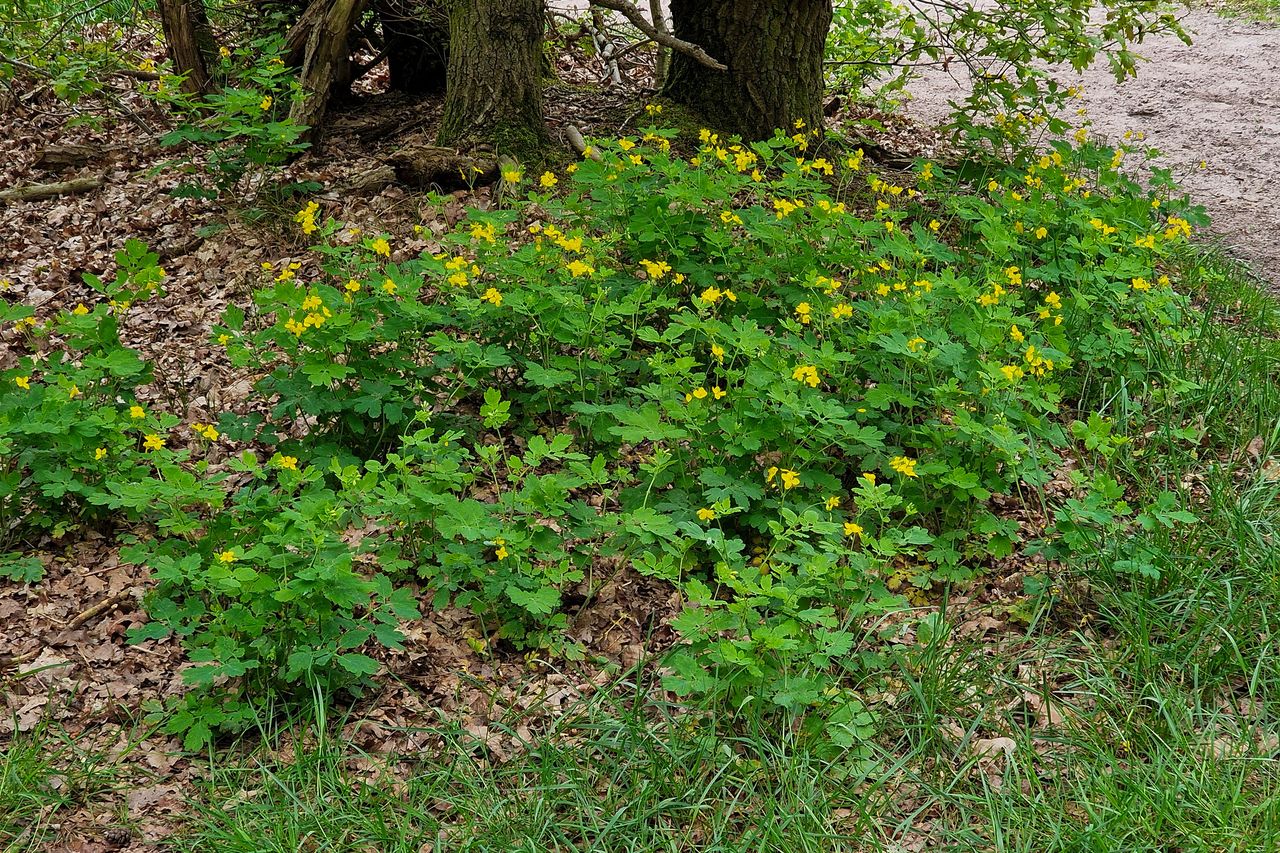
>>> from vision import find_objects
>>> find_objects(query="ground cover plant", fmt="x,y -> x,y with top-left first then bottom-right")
4,0 -> 1280,849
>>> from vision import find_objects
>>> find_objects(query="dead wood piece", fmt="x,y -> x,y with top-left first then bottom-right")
0,174 -> 104,203
34,143 -> 110,172
66,591 -> 134,630
386,145 -> 499,191
345,163 -> 398,192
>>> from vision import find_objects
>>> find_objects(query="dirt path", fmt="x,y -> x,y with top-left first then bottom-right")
904,8 -> 1280,288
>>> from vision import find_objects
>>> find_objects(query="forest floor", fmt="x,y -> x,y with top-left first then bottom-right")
906,5 -> 1280,289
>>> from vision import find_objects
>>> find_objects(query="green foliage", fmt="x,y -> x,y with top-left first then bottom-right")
206,120 -> 1202,742
152,34 -> 309,199
0,240 -> 187,548
826,0 -> 1189,146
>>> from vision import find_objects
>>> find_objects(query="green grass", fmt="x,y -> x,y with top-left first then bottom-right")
0,719 -> 125,851
1209,0 -> 1280,23
173,689 -> 871,852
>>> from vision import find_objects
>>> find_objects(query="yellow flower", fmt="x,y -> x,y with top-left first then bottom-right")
382,279 -> 398,294
843,522 -> 863,537
1000,364 -> 1025,382
481,287 -> 503,306
1010,324 -> 1025,343
795,302 -> 812,324
700,287 -> 723,305
193,423 -> 219,441
219,46 -> 230,58
711,386 -> 727,400
94,447 -> 107,460
824,496 -> 840,511
218,333 -> 231,345
15,375 -> 30,390
276,454 -> 298,470
216,550 -> 237,564
540,171 -> 558,188
692,387 -> 708,400
470,221 -> 497,244
284,318 -> 306,336
372,238 -> 391,257
890,455 -> 918,478
928,219 -> 941,231
501,167 -> 523,183
346,279 -> 361,293
494,538 -> 509,560
711,343 -> 725,363
697,507 -> 716,521
72,303 -> 89,315
1034,227 -> 1048,240
645,103 -> 662,115
861,472 -> 876,485
260,96 -> 272,110
566,260 -> 594,278
907,336 -> 926,353
831,303 -> 853,320
1131,276 -> 1151,291
780,469 -> 801,490
128,405 -> 145,419
1044,291 -> 1062,309
68,384 -> 81,399
640,259 -> 672,279
884,220 -> 895,233
791,365 -> 820,387
143,433 -> 164,451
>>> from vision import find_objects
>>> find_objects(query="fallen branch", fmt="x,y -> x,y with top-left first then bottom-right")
588,0 -> 726,70
66,591 -> 134,630
0,174 -> 103,203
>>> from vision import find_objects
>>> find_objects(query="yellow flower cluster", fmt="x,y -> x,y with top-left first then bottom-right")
192,422 -> 219,441
766,466 -> 801,490
1024,344 -> 1055,377
294,201 -> 320,235
889,455 -> 917,478
640,259 -> 672,280
698,286 -> 737,305
791,365 -> 820,387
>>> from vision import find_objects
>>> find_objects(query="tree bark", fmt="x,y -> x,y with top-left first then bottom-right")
377,0 -> 450,93
438,0 -> 547,154
663,0 -> 832,141
290,0 -> 368,144
157,0 -> 216,95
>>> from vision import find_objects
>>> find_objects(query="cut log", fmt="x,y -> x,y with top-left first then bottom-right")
386,145 -> 498,191
0,175 -> 104,203
34,144 -> 110,172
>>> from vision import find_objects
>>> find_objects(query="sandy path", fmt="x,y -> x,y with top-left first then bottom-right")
904,8 -> 1280,288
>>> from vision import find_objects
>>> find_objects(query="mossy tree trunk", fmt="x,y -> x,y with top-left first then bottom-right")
377,0 -> 450,94
663,0 -> 832,140
157,0 -> 217,95
438,0 -> 547,154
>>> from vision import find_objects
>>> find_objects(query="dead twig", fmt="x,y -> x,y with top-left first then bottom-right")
66,591 -> 134,630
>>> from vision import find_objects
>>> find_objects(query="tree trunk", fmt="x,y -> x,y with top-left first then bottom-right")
663,0 -> 831,140
438,0 -> 546,154
377,0 -> 450,93
157,0 -> 216,95
290,0 -> 367,144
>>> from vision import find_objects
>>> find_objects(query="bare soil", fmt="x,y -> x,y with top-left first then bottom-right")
905,7 -> 1280,288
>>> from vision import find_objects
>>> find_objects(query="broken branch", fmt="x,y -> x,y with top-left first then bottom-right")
588,0 -> 727,71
